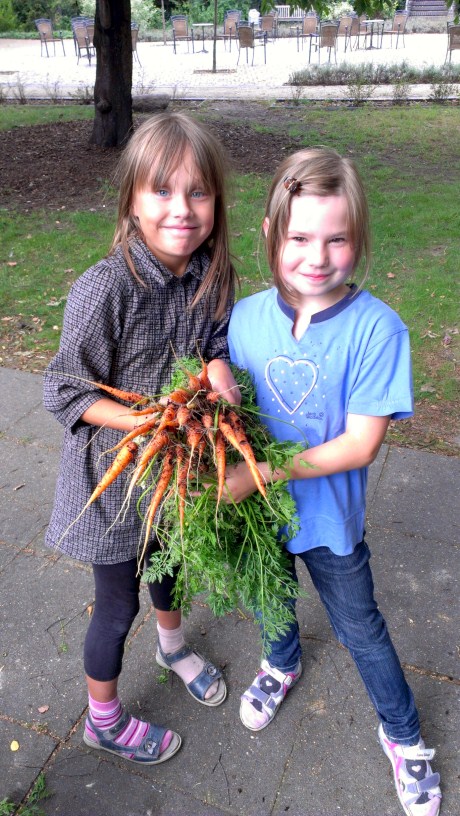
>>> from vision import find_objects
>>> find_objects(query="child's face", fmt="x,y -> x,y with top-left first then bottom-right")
271,193 -> 356,311
132,149 -> 215,276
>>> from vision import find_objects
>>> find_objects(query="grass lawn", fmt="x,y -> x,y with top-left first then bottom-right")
0,102 -> 458,452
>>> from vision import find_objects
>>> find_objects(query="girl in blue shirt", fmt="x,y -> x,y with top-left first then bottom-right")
227,148 -> 441,816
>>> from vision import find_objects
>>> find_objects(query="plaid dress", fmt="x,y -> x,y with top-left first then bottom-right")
43,239 -> 232,563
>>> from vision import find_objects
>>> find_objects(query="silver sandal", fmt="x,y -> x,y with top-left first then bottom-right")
156,643 -> 227,707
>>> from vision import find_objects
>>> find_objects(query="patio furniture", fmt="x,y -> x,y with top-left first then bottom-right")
70,16 -> 92,55
445,22 -> 460,63
223,10 -> 242,51
237,23 -> 267,65
72,23 -> 94,64
309,21 -> 339,64
294,13 -> 318,52
261,14 -> 277,41
349,14 -> 367,49
381,11 -> 408,48
35,18 -> 65,58
171,15 -> 194,54
337,15 -> 353,51
131,21 -> 141,64
363,18 -> 384,50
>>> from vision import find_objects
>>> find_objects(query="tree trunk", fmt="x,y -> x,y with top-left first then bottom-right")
90,0 -> 133,148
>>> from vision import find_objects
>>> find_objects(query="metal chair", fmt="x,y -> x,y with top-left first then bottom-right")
236,23 -> 267,65
349,14 -> 367,50
72,23 -> 94,64
223,10 -> 242,51
171,15 -> 194,54
295,13 -> 318,52
34,18 -> 66,58
260,14 -> 277,42
71,17 -> 92,55
310,21 -> 339,64
445,22 -> 460,63
337,15 -> 353,51
131,21 -> 141,64
381,11 -> 408,49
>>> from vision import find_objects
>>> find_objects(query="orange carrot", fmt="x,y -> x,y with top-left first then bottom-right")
155,402 -> 179,433
206,391 -> 220,403
214,429 -> 227,504
218,415 -> 267,498
185,418 -> 205,460
139,449 -> 175,564
108,413 -> 162,452
176,444 -> 188,533
88,380 -> 149,405
176,404 -> 191,428
84,441 -> 138,509
198,358 -> 213,391
168,388 -> 192,404
126,430 -> 170,496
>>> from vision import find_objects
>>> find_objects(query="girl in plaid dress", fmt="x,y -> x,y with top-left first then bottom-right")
44,113 -> 239,765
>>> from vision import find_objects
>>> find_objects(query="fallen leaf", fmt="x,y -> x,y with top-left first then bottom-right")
420,384 -> 436,393
10,740 -> 20,752
38,705 -> 49,714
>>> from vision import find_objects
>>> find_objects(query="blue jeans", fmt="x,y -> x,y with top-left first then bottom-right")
265,540 -> 420,746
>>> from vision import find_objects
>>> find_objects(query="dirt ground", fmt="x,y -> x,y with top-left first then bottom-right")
0,101 -> 458,453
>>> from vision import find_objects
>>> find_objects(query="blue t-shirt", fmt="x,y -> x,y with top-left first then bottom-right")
228,286 -> 413,555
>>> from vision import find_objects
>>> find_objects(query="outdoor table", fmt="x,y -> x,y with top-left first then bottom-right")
192,22 -> 214,53
364,19 -> 384,49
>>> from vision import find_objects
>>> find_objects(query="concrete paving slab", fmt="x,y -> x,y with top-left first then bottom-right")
0,437 -> 61,545
0,552 -> 92,735
0,366 -> 62,446
368,447 -> 460,544
369,529 -> 459,677
271,658 -> 459,816
1,720 -> 57,808
1,368 -> 458,816
40,746 -> 234,816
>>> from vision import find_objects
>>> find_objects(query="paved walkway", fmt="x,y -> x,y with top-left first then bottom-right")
1,366 -> 459,815
0,31 -> 452,101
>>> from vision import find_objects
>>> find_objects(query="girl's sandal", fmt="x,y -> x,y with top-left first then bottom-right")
83,710 -> 181,765
156,643 -> 227,707
240,658 -> 302,731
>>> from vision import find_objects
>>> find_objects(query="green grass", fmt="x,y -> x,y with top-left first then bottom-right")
0,105 -> 93,131
0,104 -> 458,446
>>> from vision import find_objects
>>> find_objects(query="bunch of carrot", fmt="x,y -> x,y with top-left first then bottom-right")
78,358 -> 305,650
81,358 -> 270,563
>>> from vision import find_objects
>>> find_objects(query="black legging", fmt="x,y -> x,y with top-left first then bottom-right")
84,545 -> 178,682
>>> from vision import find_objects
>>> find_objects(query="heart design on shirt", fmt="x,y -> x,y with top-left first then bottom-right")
266,355 -> 318,415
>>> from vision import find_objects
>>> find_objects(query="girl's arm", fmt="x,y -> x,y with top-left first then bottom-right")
81,398 -> 148,432
224,413 -> 390,502
80,361 -> 242,431
207,358 -> 241,405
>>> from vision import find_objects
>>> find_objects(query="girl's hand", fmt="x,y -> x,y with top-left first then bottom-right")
207,359 -> 241,405
222,461 -> 264,504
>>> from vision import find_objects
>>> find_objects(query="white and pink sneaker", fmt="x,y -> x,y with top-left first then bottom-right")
239,658 -> 302,731
379,722 -> 442,816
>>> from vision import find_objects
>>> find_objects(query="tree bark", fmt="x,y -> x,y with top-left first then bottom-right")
90,0 -> 133,148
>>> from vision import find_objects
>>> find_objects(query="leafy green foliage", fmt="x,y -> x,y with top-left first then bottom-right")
146,362 -> 305,654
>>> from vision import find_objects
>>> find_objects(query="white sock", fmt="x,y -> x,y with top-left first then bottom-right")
157,622 -> 218,700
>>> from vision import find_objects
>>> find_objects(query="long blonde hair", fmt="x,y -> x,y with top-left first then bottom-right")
264,147 -> 371,307
111,112 -> 236,320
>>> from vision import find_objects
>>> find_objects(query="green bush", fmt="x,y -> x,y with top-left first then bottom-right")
0,0 -> 17,32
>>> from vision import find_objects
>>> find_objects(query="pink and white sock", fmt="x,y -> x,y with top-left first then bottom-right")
157,622 -> 218,700
85,694 -> 172,756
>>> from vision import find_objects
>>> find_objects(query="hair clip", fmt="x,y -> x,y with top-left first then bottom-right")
283,176 -> 301,194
